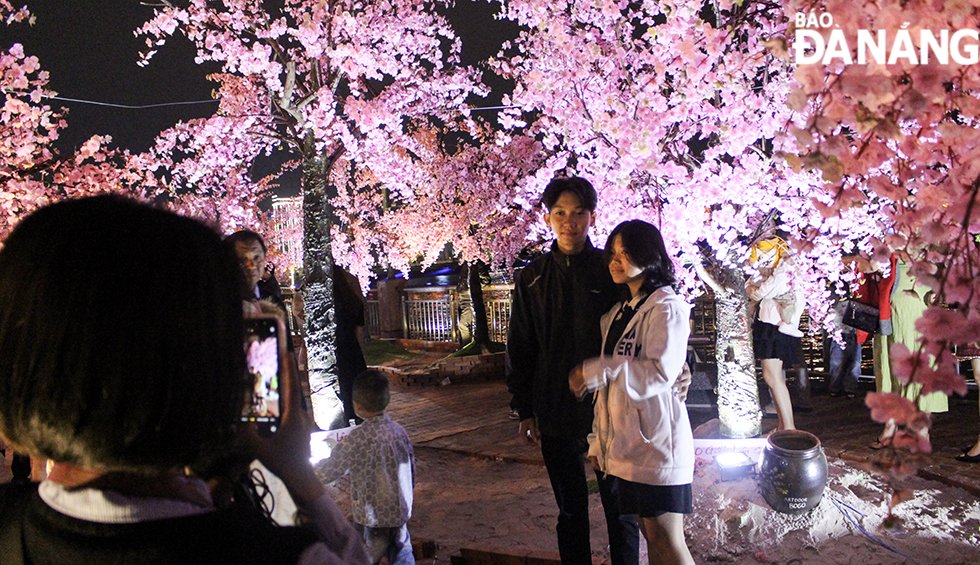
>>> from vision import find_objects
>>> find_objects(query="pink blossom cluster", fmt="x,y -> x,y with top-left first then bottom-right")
490,0 -> 858,328
0,3 -> 264,242
783,0 -> 979,452
324,127 -> 556,286
0,3 -> 164,239
136,0 -> 488,284
140,73 -> 273,234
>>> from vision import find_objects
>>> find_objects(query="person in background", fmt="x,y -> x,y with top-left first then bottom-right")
315,369 -> 415,564
0,195 -> 367,564
826,294 -> 861,399
334,264 -> 369,427
956,356 -> 980,463
745,237 -> 804,432
227,229 -> 275,301
226,229 -> 293,352
871,256 -> 948,449
570,220 -> 695,565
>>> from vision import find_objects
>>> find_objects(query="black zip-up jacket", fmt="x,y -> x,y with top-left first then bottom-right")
506,239 -> 620,439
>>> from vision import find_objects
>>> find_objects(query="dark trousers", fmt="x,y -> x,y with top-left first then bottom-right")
828,333 -> 861,394
540,435 -> 639,565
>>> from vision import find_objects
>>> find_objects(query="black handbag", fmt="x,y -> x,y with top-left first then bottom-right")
842,299 -> 879,333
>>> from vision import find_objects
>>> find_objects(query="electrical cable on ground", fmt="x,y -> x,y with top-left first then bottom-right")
829,496 -> 918,564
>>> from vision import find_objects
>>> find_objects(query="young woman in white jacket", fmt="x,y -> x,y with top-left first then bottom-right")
745,237 -> 804,432
569,220 -> 694,565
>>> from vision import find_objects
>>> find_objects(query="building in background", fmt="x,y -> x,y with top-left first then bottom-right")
270,195 -> 303,287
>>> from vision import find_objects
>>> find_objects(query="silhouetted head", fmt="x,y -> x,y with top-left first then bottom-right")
353,369 -> 391,414
0,195 -> 247,474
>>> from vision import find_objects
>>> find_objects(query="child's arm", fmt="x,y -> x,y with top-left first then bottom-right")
313,435 -> 353,484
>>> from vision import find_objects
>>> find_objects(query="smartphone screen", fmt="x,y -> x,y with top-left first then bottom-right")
242,317 -> 282,433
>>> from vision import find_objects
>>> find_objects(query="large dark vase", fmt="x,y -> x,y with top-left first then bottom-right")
758,429 -> 828,513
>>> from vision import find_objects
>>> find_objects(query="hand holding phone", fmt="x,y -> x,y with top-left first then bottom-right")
242,316 -> 286,434
242,323 -> 324,508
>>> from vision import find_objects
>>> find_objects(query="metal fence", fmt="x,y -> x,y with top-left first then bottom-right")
402,292 -> 458,341
484,298 -> 512,343
365,299 -> 381,339
399,289 -> 513,343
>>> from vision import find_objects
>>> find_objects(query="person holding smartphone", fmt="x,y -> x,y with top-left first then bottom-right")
0,195 -> 368,564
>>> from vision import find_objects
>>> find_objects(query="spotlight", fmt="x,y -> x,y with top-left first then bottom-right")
715,451 -> 755,481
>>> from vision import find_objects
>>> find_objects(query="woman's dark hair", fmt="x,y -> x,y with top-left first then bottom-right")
0,195 -> 247,474
604,219 -> 676,292
540,176 -> 598,211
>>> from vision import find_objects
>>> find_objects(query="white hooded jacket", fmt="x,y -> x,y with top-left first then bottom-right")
582,286 -> 694,486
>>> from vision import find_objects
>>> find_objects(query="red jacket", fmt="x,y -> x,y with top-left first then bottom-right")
853,255 -> 897,344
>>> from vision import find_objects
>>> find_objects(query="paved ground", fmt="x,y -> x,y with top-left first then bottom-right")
387,376 -> 980,496
3,370 -> 976,563
387,374 -> 980,562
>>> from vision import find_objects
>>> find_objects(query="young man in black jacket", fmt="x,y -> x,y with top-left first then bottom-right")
506,177 -> 640,565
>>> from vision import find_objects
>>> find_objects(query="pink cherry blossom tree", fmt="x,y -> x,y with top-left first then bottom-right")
137,0 -> 487,427
490,0 -> 871,437
0,2 -> 157,240
781,0 -> 977,519
371,129 -> 557,352
140,72 -> 275,233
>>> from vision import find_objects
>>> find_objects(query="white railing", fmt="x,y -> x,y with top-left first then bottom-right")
402,292 -> 458,341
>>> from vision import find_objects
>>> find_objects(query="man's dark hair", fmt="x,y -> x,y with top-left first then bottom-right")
540,176 -> 598,211
225,229 -> 267,253
0,195 -> 247,474
352,369 -> 390,413
604,219 -> 676,292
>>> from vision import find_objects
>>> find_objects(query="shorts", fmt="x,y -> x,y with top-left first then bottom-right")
617,477 -> 692,517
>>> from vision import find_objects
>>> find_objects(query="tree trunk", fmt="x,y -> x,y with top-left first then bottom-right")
700,260 -> 762,438
301,139 -> 342,430
468,261 -> 491,351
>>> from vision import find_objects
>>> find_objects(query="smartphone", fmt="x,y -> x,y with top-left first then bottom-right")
242,316 -> 285,434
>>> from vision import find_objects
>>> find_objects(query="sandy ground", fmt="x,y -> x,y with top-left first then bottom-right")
322,446 -> 980,564
5,430 -> 979,563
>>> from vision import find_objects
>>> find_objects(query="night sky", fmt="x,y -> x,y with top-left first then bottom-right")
6,0 -> 517,160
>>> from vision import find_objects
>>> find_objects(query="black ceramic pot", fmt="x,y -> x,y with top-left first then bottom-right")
758,429 -> 828,513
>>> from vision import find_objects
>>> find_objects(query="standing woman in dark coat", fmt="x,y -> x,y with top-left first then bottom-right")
334,264 -> 369,426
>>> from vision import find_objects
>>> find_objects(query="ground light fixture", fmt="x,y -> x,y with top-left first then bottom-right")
715,451 -> 756,481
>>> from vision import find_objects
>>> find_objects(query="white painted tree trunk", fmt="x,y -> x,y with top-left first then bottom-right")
714,289 -> 762,438
301,145 -> 343,429
699,261 -> 762,438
